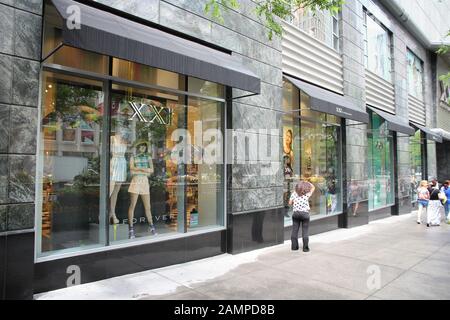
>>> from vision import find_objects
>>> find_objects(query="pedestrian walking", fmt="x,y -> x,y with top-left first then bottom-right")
427,180 -> 443,227
440,180 -> 450,223
416,180 -> 430,224
289,181 -> 315,252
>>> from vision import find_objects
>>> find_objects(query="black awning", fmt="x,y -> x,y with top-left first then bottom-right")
284,76 -> 369,123
410,123 -> 444,143
367,107 -> 415,136
50,0 -> 261,94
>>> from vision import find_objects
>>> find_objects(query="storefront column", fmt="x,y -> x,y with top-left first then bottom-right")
339,118 -> 348,228
392,132 -> 400,216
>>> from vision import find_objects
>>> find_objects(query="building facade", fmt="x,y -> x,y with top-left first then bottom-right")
0,0 -> 448,299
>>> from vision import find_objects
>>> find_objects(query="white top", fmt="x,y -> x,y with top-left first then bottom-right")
290,191 -> 312,212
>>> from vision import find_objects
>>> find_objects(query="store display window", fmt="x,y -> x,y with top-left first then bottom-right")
282,81 -> 343,226
368,111 -> 395,211
37,49 -> 225,257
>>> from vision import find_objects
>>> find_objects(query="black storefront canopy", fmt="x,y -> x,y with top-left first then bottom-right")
410,123 -> 444,143
50,0 -> 261,94
284,76 -> 369,123
367,106 -> 415,136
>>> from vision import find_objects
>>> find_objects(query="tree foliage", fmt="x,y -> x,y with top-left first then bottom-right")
436,30 -> 450,104
205,0 -> 344,40
436,30 -> 450,86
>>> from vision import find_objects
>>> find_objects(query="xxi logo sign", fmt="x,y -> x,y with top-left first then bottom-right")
128,102 -> 173,125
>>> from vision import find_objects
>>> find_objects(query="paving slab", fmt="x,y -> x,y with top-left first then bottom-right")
372,271 -> 450,300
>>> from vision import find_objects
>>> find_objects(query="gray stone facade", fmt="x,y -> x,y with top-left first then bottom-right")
0,0 -> 42,233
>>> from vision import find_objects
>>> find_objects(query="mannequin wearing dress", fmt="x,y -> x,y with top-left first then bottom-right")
109,134 -> 128,224
128,142 -> 157,239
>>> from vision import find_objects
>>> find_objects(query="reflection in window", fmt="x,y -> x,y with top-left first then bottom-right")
300,119 -> 342,218
364,11 -> 392,82
39,72 -> 105,255
108,84 -> 224,243
368,112 -> 395,211
410,130 -> 423,203
290,7 -> 340,51
282,83 -> 342,225
407,50 -> 424,100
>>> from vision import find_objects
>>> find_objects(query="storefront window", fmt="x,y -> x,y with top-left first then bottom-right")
300,118 -> 342,218
410,130 -> 423,203
407,50 -> 424,100
289,7 -> 340,51
364,11 -> 392,82
39,72 -> 105,254
368,112 -> 395,211
108,85 -> 224,243
38,54 -> 225,256
282,82 -> 342,225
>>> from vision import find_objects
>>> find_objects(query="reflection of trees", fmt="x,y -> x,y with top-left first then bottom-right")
44,84 -> 102,131
55,85 -> 100,120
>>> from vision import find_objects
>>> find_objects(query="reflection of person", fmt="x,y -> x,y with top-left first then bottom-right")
349,181 -> 360,216
109,130 -> 129,225
128,141 -> 157,239
416,180 -> 430,224
289,181 -> 315,252
251,212 -> 265,243
327,178 -> 337,214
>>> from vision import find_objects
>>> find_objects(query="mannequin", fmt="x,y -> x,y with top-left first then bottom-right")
109,129 -> 129,224
283,129 -> 294,218
128,141 -> 157,239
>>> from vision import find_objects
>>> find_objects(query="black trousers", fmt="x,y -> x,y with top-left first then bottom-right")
291,211 -> 310,250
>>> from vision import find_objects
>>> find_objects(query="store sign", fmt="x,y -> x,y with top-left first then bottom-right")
128,102 -> 172,125
336,107 -> 352,117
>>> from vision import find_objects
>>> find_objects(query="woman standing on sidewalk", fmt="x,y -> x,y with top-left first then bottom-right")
416,180 -> 430,224
427,180 -> 443,227
440,180 -> 450,223
289,181 -> 315,252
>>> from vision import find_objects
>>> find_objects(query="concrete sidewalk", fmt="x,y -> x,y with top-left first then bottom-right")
35,213 -> 450,300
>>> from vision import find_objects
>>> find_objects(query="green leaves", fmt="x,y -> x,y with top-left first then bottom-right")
205,0 -> 344,40
204,0 -> 240,24
436,30 -> 450,93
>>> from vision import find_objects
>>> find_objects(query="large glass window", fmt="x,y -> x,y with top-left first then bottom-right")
282,82 -> 342,225
39,72 -> 105,254
368,111 -> 395,211
290,7 -> 340,51
38,50 -> 225,257
108,84 -> 224,243
410,130 -> 423,203
407,50 -> 424,100
364,10 -> 392,82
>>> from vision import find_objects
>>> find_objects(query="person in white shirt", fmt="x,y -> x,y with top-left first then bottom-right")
289,181 -> 316,252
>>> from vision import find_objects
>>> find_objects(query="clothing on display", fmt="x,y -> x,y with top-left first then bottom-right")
128,153 -> 153,194
110,136 -> 128,182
